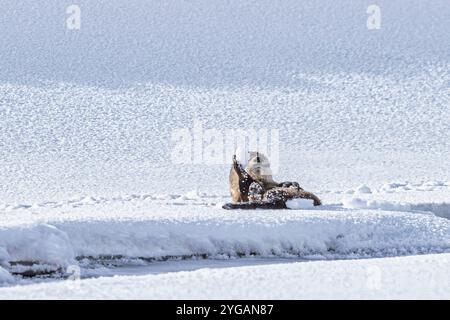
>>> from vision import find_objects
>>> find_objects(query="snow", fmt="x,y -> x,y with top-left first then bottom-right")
355,185 -> 372,194
0,267 -> 14,285
0,0 -> 449,298
1,80 -> 449,203
0,199 -> 450,276
1,1 -> 449,85
285,198 -> 315,209
0,224 -> 75,267
0,1 -> 449,203
1,253 -> 449,299
234,147 -> 247,164
0,248 -> 9,267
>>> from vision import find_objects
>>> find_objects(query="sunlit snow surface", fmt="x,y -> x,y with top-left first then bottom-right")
0,0 -> 449,298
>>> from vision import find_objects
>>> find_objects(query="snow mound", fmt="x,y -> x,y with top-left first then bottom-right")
355,185 -> 372,194
0,247 -> 9,267
1,253 -> 449,299
0,224 -> 75,267
285,198 -> 315,209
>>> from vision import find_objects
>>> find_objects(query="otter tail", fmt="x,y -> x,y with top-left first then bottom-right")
298,190 -> 322,206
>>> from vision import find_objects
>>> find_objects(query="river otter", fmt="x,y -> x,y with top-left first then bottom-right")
225,152 -> 322,209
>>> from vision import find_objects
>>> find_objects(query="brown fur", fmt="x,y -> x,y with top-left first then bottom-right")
229,156 -> 254,203
245,152 -> 322,206
229,165 -> 248,203
230,152 -> 322,206
263,187 -> 322,206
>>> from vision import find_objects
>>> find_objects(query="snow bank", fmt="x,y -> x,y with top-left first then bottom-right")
1,208 -> 450,274
68,211 -> 450,261
0,224 -> 75,267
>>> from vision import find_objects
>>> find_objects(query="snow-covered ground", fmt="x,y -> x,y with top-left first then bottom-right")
0,1 -> 449,298
2,253 -> 450,299
1,188 -> 450,298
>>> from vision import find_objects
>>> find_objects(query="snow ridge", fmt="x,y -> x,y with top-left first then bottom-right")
1,206 -> 450,285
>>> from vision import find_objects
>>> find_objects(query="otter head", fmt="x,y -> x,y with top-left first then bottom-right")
245,152 -> 274,182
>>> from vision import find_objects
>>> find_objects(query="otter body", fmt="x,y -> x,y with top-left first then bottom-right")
225,152 -> 322,209
262,186 -> 322,206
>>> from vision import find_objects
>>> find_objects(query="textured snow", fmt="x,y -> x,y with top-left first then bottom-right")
1,253 -> 449,299
1,77 -> 449,202
0,224 -> 75,267
0,0 -> 449,297
355,185 -> 372,194
0,1 -> 449,202
0,248 -> 9,267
